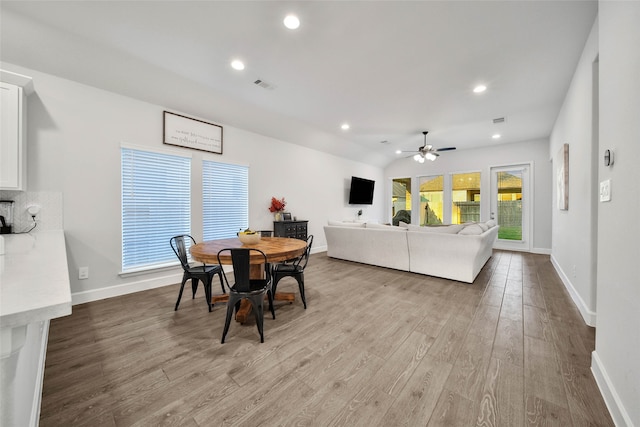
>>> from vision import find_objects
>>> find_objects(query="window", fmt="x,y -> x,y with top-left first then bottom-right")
391,178 -> 411,225
203,160 -> 249,240
451,172 -> 481,224
419,175 -> 444,225
121,146 -> 191,272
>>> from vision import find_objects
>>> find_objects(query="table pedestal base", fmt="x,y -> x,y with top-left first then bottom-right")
211,292 -> 294,323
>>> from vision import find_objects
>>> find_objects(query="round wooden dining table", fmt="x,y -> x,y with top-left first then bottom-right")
190,236 -> 307,323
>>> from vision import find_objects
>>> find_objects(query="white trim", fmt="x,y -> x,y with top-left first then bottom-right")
550,254 -> 596,326
591,351 -> 634,427
490,162 -> 533,252
71,272 -> 183,305
311,245 -> 326,255
120,141 -> 192,158
530,247 -> 552,255
119,261 -> 181,277
201,154 -> 249,168
0,69 -> 34,94
494,240 -> 530,252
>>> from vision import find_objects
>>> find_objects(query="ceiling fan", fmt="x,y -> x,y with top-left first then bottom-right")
403,131 -> 456,163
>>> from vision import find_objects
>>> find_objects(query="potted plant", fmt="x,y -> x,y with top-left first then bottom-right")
269,197 -> 286,221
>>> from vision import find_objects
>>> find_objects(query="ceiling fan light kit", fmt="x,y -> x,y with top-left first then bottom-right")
406,131 -> 456,163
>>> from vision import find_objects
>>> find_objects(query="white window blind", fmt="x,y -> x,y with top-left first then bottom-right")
203,160 -> 248,240
121,147 -> 191,272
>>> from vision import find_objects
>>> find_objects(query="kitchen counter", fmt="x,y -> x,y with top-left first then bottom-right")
0,230 -> 72,327
1,230 -> 72,426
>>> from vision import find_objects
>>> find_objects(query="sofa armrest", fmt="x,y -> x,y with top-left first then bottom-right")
407,226 -> 498,283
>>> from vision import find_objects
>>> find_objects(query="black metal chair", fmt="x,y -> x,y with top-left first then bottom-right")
170,235 -> 225,312
217,248 -> 275,343
271,235 -> 313,309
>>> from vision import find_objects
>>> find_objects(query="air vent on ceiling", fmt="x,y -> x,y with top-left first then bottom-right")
254,79 -> 276,90
493,117 -> 506,124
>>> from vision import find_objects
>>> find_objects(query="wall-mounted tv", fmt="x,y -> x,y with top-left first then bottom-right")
348,176 -> 375,205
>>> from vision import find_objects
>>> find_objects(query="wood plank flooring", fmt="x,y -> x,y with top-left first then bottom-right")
40,250 -> 614,426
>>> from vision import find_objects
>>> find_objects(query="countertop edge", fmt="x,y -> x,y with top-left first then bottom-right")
0,230 -> 73,328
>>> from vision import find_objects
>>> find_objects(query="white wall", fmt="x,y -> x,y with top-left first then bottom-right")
593,2 -> 640,426
1,63 -> 384,301
384,138 -> 552,253
549,17 -> 600,326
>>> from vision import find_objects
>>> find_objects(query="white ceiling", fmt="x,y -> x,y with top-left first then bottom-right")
0,1 -> 597,168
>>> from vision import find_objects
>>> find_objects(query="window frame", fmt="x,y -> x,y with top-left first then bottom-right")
120,143 -> 192,274
202,159 -> 249,241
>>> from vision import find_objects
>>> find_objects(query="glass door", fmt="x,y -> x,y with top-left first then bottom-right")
490,165 -> 530,251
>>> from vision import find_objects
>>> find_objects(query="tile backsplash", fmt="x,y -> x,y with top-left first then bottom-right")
0,190 -> 63,233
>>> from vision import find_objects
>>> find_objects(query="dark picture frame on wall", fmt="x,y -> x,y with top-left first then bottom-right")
163,111 -> 223,154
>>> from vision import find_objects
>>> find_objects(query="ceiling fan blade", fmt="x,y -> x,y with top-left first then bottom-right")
435,147 -> 456,152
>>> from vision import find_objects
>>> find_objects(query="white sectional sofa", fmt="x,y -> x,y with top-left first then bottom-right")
323,221 -> 499,283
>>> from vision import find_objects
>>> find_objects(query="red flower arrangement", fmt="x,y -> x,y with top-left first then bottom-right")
269,196 -> 286,213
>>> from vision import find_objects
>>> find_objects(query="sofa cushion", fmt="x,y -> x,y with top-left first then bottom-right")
458,224 -> 484,235
327,220 -> 365,227
486,219 -> 497,228
366,222 -> 406,231
477,222 -> 489,231
407,224 -> 465,234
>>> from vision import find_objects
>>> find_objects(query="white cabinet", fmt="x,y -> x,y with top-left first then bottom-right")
1,71 -> 33,191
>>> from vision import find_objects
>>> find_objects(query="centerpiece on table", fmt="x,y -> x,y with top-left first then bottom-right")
269,196 -> 286,221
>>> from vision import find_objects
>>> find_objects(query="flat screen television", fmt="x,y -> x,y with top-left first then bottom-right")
348,176 -> 375,205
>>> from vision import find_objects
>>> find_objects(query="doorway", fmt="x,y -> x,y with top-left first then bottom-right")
490,164 -> 531,251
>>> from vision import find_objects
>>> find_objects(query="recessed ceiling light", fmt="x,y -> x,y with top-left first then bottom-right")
284,14 -> 300,30
231,60 -> 245,71
492,134 -> 501,139
473,84 -> 487,93
395,150 -> 402,154
341,123 -> 350,130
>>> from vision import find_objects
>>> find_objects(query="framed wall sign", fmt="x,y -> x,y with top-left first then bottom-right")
163,111 -> 223,154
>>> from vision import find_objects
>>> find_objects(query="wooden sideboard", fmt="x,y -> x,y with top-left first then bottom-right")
273,220 -> 308,240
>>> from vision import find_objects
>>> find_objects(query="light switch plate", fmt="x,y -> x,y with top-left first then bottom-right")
600,179 -> 611,202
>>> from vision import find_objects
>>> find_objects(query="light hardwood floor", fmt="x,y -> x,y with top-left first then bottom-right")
40,250 -> 614,426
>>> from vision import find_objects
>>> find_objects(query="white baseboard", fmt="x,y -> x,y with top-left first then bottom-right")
311,245 -> 326,255
71,272 -> 183,305
531,247 -> 552,255
591,351 -> 635,427
550,255 -> 597,327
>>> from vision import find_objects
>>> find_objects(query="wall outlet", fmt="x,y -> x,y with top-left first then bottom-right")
78,266 -> 89,280
599,179 -> 611,202
572,265 -> 577,278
